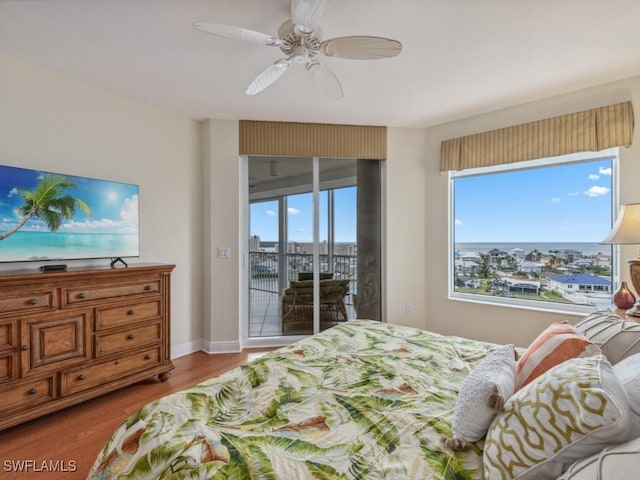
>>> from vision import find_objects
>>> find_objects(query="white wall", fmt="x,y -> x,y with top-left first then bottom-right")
0,52 -> 203,351
5,49 -> 639,352
420,76 -> 640,347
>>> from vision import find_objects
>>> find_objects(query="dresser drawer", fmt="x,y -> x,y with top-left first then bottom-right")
0,287 -> 55,315
62,278 -> 160,306
95,300 -> 162,330
95,322 -> 161,357
0,377 -> 54,414
61,347 -> 161,396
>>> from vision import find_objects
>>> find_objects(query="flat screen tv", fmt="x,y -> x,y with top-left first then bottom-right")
0,164 -> 139,263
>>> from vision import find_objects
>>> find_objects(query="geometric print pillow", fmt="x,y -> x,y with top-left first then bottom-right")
483,355 -> 631,480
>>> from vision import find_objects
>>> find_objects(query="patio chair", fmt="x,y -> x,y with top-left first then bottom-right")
281,278 -> 350,334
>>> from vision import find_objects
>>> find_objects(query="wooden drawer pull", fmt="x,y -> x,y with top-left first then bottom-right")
127,309 -> 135,315
28,298 -> 38,305
144,354 -> 151,360
21,345 -> 29,351
144,285 -> 153,291
78,293 -> 86,299
127,334 -> 135,340
28,388 -> 37,395
78,374 -> 86,381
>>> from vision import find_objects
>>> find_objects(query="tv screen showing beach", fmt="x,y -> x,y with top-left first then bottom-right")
0,164 -> 139,263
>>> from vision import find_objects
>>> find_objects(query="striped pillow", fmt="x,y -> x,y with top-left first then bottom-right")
515,322 -> 599,390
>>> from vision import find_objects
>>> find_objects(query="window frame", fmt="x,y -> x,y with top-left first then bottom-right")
448,148 -> 620,316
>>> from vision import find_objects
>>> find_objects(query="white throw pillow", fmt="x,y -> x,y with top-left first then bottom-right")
613,352 -> 640,438
446,344 -> 517,449
483,355 -> 631,480
557,437 -> 640,480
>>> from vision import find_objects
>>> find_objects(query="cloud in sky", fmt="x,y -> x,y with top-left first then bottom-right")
589,174 -> 600,180
119,195 -> 138,223
7,188 -> 18,198
265,210 -> 276,217
455,219 -> 463,226
584,185 -> 610,197
551,197 -> 561,203
599,167 -> 612,176
288,207 -> 301,215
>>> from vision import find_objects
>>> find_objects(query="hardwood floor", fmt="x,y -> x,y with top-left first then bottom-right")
0,348 -> 275,480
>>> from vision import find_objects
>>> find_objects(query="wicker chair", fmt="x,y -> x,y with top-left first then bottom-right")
281,278 -> 350,334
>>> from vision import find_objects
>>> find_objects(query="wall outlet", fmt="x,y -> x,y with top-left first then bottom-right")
405,303 -> 414,314
218,247 -> 231,258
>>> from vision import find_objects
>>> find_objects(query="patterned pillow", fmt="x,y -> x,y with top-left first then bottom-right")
515,322 -> 599,389
574,310 -> 640,364
483,355 -> 631,480
445,344 -> 517,449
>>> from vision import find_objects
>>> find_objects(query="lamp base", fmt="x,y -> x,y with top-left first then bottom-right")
628,259 -> 640,317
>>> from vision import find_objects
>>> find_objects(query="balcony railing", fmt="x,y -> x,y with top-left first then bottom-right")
250,251 -> 357,298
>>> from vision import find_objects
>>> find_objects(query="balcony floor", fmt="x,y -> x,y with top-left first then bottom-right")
248,288 -> 356,338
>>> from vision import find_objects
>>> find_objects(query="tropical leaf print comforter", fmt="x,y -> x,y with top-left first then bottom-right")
89,320 -> 498,479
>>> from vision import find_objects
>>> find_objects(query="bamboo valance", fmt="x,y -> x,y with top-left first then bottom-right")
440,101 -> 634,171
239,120 -> 386,159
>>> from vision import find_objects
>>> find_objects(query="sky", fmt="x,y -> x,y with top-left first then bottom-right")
0,164 -> 139,235
453,158 -> 613,243
251,186 -> 356,243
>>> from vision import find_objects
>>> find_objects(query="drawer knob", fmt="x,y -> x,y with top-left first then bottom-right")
28,388 -> 37,395
144,354 -> 151,360
78,293 -> 86,299
21,345 -> 29,351
127,309 -> 135,316
127,334 -> 135,340
144,285 -> 152,291
28,298 -> 38,305
78,374 -> 86,381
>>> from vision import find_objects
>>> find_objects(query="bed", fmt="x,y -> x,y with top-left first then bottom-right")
88,320 -> 495,479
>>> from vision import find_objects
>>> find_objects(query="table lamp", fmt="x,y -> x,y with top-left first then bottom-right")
601,203 -> 640,317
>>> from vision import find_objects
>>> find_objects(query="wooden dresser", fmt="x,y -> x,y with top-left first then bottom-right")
0,263 -> 175,431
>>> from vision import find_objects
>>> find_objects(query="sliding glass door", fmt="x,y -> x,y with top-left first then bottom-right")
247,156 -> 382,340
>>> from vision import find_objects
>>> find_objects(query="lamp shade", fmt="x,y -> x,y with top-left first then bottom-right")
601,203 -> 640,244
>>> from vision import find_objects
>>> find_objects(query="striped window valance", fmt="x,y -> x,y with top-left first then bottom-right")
239,120 -> 386,159
440,101 -> 634,172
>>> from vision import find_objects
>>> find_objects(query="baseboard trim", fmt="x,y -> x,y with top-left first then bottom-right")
171,339 -> 203,359
202,340 -> 243,354
171,337 -> 299,357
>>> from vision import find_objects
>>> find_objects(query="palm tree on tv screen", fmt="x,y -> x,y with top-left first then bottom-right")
0,174 -> 91,241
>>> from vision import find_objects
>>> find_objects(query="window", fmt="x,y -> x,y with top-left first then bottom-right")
450,150 -> 616,313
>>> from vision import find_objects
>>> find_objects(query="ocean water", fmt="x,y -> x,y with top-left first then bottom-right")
455,242 -> 612,257
0,231 -> 138,262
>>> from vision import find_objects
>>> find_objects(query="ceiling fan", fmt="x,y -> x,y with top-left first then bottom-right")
193,0 -> 402,99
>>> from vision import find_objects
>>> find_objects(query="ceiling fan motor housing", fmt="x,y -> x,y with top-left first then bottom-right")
278,20 -> 321,61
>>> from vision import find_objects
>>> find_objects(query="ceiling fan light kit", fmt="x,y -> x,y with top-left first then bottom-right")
193,0 -> 402,98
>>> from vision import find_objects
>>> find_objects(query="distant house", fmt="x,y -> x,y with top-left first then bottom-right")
504,277 -> 540,295
455,259 -> 479,276
547,273 -> 611,294
518,261 -> 544,274
487,249 -> 509,268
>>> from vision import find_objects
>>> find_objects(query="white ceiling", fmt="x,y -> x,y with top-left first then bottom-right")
2,0 -> 640,127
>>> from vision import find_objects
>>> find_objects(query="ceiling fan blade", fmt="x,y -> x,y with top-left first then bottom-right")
246,59 -> 291,95
306,61 -> 343,99
290,0 -> 325,33
193,23 -> 279,46
321,36 -> 402,59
